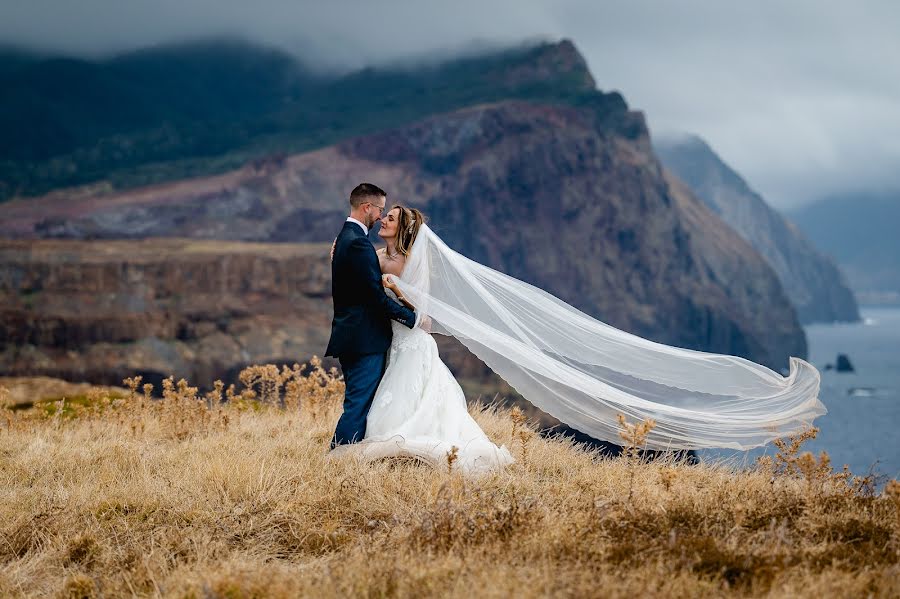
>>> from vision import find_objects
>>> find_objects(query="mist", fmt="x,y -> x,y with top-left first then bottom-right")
2,0 -> 899,209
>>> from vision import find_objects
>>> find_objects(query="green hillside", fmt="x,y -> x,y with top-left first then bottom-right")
0,38 -> 610,200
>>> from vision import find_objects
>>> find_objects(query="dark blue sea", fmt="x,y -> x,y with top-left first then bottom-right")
700,306 -> 900,483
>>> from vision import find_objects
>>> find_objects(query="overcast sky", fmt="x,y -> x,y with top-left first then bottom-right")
2,0 -> 898,209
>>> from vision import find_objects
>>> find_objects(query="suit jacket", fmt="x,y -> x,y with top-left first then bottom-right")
325,221 -> 416,357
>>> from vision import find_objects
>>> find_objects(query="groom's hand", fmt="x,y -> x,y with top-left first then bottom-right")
330,238 -> 337,261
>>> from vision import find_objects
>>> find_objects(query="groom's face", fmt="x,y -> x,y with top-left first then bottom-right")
362,195 -> 386,229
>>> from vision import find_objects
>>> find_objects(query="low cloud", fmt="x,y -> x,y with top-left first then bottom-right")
2,1 -> 898,208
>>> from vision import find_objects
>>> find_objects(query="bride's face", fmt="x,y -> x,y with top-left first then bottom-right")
378,208 -> 400,240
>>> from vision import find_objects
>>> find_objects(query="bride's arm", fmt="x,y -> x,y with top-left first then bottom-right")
382,274 -> 416,311
346,238 -> 415,328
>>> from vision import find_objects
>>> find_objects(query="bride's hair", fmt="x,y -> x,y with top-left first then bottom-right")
391,204 -> 426,256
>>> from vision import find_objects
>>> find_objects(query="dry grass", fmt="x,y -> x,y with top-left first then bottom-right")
0,365 -> 897,598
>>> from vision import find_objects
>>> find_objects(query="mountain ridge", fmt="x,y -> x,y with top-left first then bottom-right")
654,133 -> 860,324
0,38 -> 601,201
0,98 -> 806,374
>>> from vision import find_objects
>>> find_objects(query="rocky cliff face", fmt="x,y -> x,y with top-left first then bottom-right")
654,134 -> 860,324
342,102 -> 803,368
0,239 -> 333,386
0,99 -> 806,376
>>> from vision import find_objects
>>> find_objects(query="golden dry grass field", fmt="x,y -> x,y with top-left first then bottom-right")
1,362 -> 898,598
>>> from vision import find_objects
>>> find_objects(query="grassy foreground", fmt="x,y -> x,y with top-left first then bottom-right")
1,363 -> 898,598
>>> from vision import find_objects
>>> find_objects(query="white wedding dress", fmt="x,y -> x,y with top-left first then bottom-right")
332,223 -> 825,460
341,297 -> 514,474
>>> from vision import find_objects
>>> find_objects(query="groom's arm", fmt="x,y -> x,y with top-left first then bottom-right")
347,237 -> 416,329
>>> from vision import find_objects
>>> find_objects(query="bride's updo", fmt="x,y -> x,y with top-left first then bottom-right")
392,204 -> 426,256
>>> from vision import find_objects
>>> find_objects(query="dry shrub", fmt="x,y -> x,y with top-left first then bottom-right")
761,426 -> 879,499
238,357 -> 343,417
509,406 -> 534,465
617,413 -> 656,501
445,445 -> 459,474
616,412 -> 656,457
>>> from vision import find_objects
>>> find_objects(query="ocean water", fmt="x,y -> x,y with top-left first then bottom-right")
700,306 -> 900,482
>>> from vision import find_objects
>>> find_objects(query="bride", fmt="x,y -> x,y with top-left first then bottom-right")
331,205 -> 514,474
332,204 -> 825,472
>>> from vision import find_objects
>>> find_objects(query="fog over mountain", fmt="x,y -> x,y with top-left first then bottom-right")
2,1 -> 899,210
787,192 -> 900,301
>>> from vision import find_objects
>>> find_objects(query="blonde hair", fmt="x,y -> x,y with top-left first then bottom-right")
390,204 -> 426,256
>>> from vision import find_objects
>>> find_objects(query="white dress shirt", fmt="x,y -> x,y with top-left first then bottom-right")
346,217 -> 368,235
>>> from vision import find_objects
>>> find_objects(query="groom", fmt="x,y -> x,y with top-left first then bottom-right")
325,183 -> 417,448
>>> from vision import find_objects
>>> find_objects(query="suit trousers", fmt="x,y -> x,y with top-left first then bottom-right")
330,352 -> 387,448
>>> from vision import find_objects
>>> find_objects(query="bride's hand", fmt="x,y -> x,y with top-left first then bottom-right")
382,273 -> 397,289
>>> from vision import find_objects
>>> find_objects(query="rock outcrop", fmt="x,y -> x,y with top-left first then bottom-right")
0,239 -> 333,387
1,100 -> 806,377
654,134 -> 860,324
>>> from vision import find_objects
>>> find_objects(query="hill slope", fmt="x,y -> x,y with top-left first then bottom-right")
654,134 -> 860,323
0,38 -> 599,200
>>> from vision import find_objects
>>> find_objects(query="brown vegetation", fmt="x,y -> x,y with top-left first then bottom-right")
0,366 -> 897,598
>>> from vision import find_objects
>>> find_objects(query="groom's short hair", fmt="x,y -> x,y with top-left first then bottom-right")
349,183 -> 387,208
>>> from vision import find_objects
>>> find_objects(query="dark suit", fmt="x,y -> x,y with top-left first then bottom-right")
326,220 -> 416,447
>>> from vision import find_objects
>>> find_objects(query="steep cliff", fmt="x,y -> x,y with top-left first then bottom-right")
654,134 -> 860,324
0,100 -> 805,375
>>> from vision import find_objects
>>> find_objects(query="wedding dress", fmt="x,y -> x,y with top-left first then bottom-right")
385,224 -> 825,452
334,222 -> 825,467
348,305 -> 515,474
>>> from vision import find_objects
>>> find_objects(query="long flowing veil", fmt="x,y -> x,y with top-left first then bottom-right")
393,224 -> 825,451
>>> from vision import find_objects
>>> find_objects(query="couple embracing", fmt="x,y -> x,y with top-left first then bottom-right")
324,183 -> 826,471
325,183 -> 513,474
